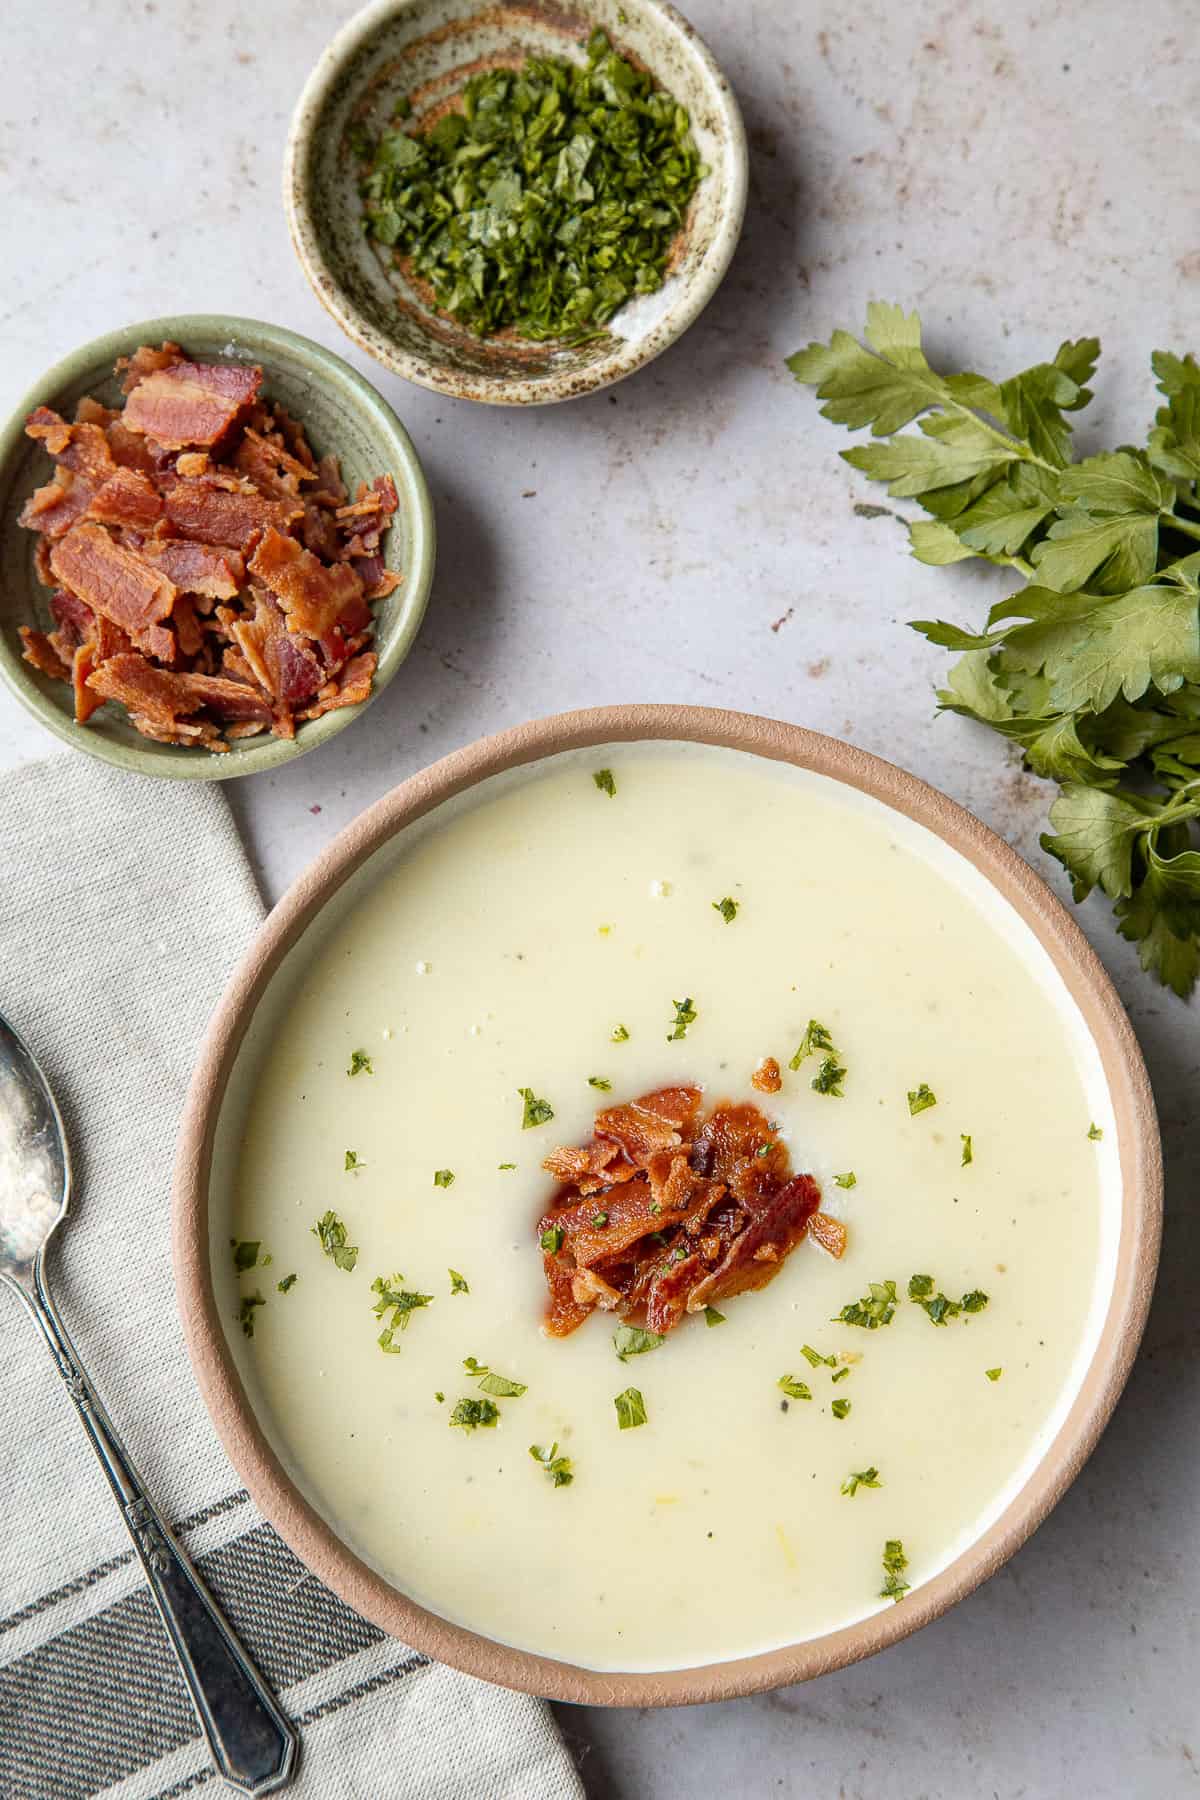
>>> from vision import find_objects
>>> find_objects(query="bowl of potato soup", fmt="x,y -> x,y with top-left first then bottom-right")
173,705 -> 1161,1704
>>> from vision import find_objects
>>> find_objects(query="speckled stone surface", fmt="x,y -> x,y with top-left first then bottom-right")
2,2 -> 1197,1795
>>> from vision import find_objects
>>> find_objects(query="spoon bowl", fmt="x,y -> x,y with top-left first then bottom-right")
0,1016 -> 69,1287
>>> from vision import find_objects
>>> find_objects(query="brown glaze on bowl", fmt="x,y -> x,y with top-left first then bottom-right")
172,705 -> 1161,1703
284,0 -> 748,405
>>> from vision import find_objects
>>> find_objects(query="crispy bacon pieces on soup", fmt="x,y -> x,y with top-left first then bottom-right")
538,1086 -> 831,1338
16,343 -> 401,751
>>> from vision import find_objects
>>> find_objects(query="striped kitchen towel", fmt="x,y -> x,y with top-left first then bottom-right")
0,754 -> 584,1800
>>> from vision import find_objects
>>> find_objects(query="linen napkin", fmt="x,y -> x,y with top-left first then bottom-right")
0,754 -> 584,1800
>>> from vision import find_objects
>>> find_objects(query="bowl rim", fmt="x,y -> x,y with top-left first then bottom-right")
282,0 -> 749,406
172,703 -> 1163,1704
0,313 -> 436,781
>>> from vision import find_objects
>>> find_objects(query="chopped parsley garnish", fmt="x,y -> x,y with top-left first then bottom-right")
450,1397 -> 499,1431
614,1386 -> 648,1429
831,1366 -> 851,1383
777,1374 -> 813,1401
907,1083 -> 937,1115
347,1049 -> 373,1077
540,1225 -> 564,1254
712,896 -> 739,923
358,33 -> 705,344
499,1162 -> 517,1171
986,1367 -> 1003,1381
831,1397 -> 852,1420
311,1210 -> 358,1272
880,1538 -> 910,1602
611,1024 -> 630,1043
588,1076 -> 613,1091
614,1324 -> 664,1361
530,1442 -> 574,1487
463,1356 -> 526,1397
593,768 -> 617,797
835,1280 -> 898,1329
909,1275 -> 990,1324
344,1150 -> 363,1173
834,1171 -> 857,1189
841,1467 -> 881,1496
371,1274 -> 433,1351
449,1268 -> 469,1295
704,1305 -> 726,1327
433,1168 -> 455,1188
667,997 -> 697,1041
237,1292 -> 265,1337
435,1390 -> 445,1403
518,1086 -> 554,1129
801,1344 -> 838,1368
230,1238 -> 260,1274
1088,1122 -> 1104,1141
960,1134 -> 974,1166
790,1020 -> 848,1095
277,1273 -> 298,1294
591,1210 -> 609,1228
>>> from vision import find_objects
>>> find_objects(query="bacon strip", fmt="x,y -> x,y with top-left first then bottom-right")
50,524 -> 176,638
248,527 -> 364,638
123,360 -> 262,450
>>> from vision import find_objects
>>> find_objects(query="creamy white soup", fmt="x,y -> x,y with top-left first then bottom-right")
223,743 -> 1118,1672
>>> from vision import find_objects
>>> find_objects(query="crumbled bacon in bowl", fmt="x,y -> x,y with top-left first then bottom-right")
538,1086 -> 840,1338
15,343 -> 403,752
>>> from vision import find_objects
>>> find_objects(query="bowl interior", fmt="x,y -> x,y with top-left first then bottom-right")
287,0 -> 747,402
174,706 -> 1161,1704
0,316 -> 434,779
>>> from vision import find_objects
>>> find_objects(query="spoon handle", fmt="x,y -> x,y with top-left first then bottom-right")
27,1264 -> 298,1795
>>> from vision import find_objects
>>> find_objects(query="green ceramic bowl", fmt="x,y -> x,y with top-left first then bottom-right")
284,0 -> 748,405
0,316 -> 435,780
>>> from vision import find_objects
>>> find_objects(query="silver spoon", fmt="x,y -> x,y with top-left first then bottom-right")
0,1013 -> 297,1794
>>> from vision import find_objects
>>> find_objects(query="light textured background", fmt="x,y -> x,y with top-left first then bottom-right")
2,1 -> 1197,1794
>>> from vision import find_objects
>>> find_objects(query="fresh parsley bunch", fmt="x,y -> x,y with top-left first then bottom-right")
357,30 -> 704,342
789,304 -> 1200,998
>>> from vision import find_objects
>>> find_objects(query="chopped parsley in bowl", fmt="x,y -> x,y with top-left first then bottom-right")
285,0 -> 747,404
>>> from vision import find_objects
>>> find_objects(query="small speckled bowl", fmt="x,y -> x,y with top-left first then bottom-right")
0,316 -> 435,780
284,0 -> 748,404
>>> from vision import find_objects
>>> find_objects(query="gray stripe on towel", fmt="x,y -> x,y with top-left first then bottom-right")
0,1521 -> 408,1800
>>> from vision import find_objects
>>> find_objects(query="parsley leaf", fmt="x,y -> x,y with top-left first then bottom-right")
588,1076 -> 613,1091
312,1210 -> 358,1273
449,1397 -> 499,1431
277,1273 -> 298,1294
831,1397 -> 852,1419
237,1292 -> 265,1337
371,1275 -> 433,1351
449,1268 -> 469,1295
433,1169 -> 454,1188
841,1467 -> 881,1496
613,1324 -> 664,1361
790,1019 -> 848,1094
789,306 -> 1200,997
518,1087 -> 554,1129
907,1083 -> 937,1115
611,1024 -> 631,1042
835,1280 -> 898,1329
704,1305 -> 726,1327
712,896 -> 739,923
801,1344 -> 838,1368
961,1134 -> 974,1166
834,1171 -> 857,1188
593,768 -> 617,797
986,1367 -> 1003,1381
530,1442 -> 574,1487
347,1049 -> 373,1077
614,1386 -> 648,1429
230,1238 -> 260,1274
540,1225 -> 564,1254
1088,1122 -> 1105,1140
667,997 -> 697,1041
463,1355 -> 526,1397
880,1537 -> 911,1602
344,1151 -> 363,1173
778,1374 -> 813,1401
